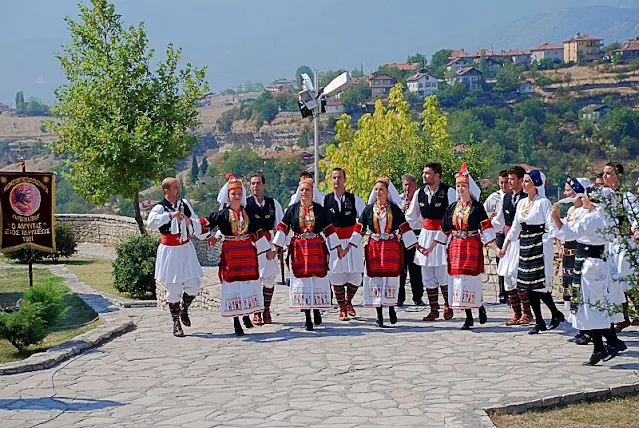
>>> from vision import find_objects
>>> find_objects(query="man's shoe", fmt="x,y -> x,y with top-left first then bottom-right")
506,316 -> 521,326
173,320 -> 185,337
253,312 -> 263,326
575,334 -> 592,345
583,351 -> 607,366
443,305 -> 454,320
423,310 -> 439,321
179,310 -> 191,328
413,300 -> 426,306
549,313 -> 565,330
528,325 -> 547,335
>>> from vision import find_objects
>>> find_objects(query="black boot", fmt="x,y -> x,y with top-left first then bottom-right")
234,317 -> 245,337
603,326 -> 627,361
313,309 -> 322,326
461,309 -> 474,330
478,306 -> 487,324
304,309 -> 314,331
180,293 -> 195,327
243,315 -> 254,329
169,302 -> 184,337
376,307 -> 386,328
583,330 -> 607,365
389,306 -> 397,325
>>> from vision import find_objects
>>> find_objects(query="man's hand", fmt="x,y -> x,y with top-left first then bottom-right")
184,216 -> 192,226
337,247 -> 346,259
170,211 -> 184,220
489,212 -> 497,220
266,249 -> 276,261
207,236 -> 218,247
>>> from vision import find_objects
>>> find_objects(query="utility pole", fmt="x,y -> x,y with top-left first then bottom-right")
313,69 -> 320,181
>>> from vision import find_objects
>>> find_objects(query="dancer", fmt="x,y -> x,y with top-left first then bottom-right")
246,173 -> 284,325
147,177 -> 212,337
552,188 -> 627,365
498,169 -> 565,334
483,170 -> 511,303
208,174 -> 266,337
324,168 -> 366,321
398,174 -> 424,307
406,162 -> 458,321
438,163 -> 498,329
273,176 -> 335,331
356,177 -> 418,327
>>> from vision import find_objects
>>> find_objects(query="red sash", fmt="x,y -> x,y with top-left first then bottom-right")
219,240 -> 259,283
290,236 -> 329,278
422,218 -> 443,230
161,234 -> 190,246
365,236 -> 403,277
335,226 -> 354,240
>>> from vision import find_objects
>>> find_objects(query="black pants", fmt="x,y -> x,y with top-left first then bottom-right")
529,291 -> 562,328
399,240 -> 423,304
496,233 -> 505,298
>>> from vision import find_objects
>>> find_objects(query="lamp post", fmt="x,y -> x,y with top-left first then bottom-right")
313,70 -> 320,182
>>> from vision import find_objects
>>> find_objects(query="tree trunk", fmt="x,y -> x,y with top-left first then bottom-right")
133,190 -> 146,235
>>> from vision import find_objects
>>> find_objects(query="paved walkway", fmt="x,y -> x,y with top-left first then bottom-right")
0,245 -> 638,427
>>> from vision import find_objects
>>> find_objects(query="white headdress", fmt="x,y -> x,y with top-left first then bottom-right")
292,177 -> 324,205
367,176 -> 401,205
216,173 -> 247,208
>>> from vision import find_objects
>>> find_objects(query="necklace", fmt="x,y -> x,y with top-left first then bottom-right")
299,203 -> 315,232
453,200 -> 471,229
229,207 -> 249,235
520,197 -> 534,218
373,202 -> 393,233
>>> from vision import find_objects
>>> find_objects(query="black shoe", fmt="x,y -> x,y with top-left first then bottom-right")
243,316 -> 254,329
583,351 -> 608,366
461,318 -> 474,330
179,309 -> 191,327
549,313 -> 565,330
234,327 -> 245,337
376,316 -> 387,328
305,320 -> 314,331
605,341 -> 628,361
396,301 -> 404,308
173,319 -> 185,337
568,332 -> 584,342
313,309 -> 322,326
413,300 -> 426,306
389,307 -> 397,325
528,325 -> 547,335
499,295 -> 507,304
479,307 -> 487,325
575,334 -> 592,345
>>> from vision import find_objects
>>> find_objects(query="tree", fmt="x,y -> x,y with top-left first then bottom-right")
190,153 -> 199,184
494,64 -> 522,93
200,156 -> 208,175
341,81 -> 370,114
295,65 -> 314,88
407,53 -> 427,68
15,91 -> 25,114
429,49 -> 453,79
297,129 -> 309,148
260,99 -> 279,124
47,0 -> 208,234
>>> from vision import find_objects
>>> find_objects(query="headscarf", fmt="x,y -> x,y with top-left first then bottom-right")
567,176 -> 591,196
367,176 -> 401,205
454,162 -> 480,201
527,169 -> 547,198
216,173 -> 247,208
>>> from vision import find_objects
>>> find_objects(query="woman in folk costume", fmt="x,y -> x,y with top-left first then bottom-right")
556,176 -> 591,344
273,176 -> 336,331
355,177 -> 418,327
498,170 -> 565,334
552,187 -> 627,365
440,163 -> 498,329
208,174 -> 267,337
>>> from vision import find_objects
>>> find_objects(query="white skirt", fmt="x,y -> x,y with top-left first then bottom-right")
155,242 -> 204,284
569,258 -> 616,330
414,230 -> 448,267
363,275 -> 398,307
497,240 -> 519,279
220,279 -> 264,318
448,275 -> 483,309
612,238 -> 635,291
328,237 -> 365,273
289,272 -> 331,309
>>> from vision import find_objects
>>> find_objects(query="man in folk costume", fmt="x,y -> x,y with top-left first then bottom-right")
273,176 -> 336,331
435,163 -> 498,329
246,173 -> 284,326
356,177 -> 419,327
483,169 -> 511,303
398,174 -> 424,307
323,168 -> 366,321
492,166 -> 533,326
208,174 -> 267,337
602,163 -> 639,332
406,162 -> 458,321
147,177 -> 212,337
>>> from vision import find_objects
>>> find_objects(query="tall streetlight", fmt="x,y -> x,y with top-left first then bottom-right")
298,71 -> 352,181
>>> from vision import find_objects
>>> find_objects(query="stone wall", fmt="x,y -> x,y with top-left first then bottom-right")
55,214 -> 221,266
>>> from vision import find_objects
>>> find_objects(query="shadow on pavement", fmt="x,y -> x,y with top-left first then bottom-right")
0,396 -> 122,412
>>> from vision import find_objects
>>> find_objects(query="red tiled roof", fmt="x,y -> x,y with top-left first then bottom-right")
530,43 -> 563,51
617,39 -> 639,52
326,100 -> 342,106
450,50 -> 469,58
564,34 -> 602,43
502,49 -> 531,56
457,66 -> 481,76
384,63 -> 421,71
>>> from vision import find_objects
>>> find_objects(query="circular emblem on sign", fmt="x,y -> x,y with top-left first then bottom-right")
43,176 -> 50,184
10,183 -> 41,216
0,177 -> 6,184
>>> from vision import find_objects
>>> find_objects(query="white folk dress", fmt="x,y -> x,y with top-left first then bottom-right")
255,199 -> 285,285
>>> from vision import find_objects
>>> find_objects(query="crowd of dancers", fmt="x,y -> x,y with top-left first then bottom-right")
146,161 -> 638,366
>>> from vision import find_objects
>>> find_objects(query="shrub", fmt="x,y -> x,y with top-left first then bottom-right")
113,234 -> 159,298
23,282 -> 68,328
0,302 -> 48,351
5,223 -> 77,263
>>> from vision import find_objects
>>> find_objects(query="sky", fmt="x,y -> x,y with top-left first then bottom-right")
1,0 -> 638,103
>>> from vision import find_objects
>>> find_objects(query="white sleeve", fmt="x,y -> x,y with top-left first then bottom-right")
623,193 -> 639,230
274,200 -> 285,225
146,205 -> 170,231
491,194 -> 506,232
183,199 -> 211,240
405,191 -> 423,230
355,196 -> 366,216
555,213 -> 597,242
542,199 -> 558,239
506,201 -> 523,242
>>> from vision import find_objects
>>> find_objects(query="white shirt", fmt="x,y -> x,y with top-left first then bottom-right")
405,184 -> 457,230
331,191 -> 366,216
506,194 -> 557,243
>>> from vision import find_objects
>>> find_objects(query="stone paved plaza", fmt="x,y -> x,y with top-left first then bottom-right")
0,245 -> 638,427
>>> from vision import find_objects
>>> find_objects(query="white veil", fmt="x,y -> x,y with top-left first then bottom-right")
367,179 -> 402,206
216,180 -> 248,208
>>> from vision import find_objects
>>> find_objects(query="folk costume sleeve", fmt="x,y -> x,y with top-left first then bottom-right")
394,204 -> 418,249
404,191 -> 423,230
491,193 -> 506,232
147,204 -> 170,231
273,204 -> 294,248
183,199 -> 212,240
477,201 -> 497,245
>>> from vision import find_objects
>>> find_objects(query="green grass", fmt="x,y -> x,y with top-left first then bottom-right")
0,268 -> 101,364
491,395 -> 639,428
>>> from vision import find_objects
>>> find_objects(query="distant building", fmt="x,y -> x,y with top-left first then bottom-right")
581,104 -> 611,122
325,99 -> 344,114
563,33 -> 603,63
446,57 -> 474,72
449,67 -> 483,90
530,43 -> 564,63
502,50 -> 532,64
383,62 -> 421,71
0,103 -> 10,113
614,38 -> 639,61
406,72 -> 439,97
369,74 -> 398,99
480,57 -> 504,74
266,78 -> 296,93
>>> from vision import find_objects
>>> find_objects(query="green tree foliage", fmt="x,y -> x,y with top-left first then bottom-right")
217,110 -> 234,133
261,100 -> 279,124
190,153 -> 199,184
274,92 -> 298,112
407,53 -> 427,67
24,98 -> 51,116
297,129 -> 309,148
435,82 -> 468,108
429,49 -> 453,79
47,0 -> 208,234
113,234 -> 160,298
341,81 -> 370,114
15,91 -> 25,114
494,63 -> 524,93
200,156 -> 208,175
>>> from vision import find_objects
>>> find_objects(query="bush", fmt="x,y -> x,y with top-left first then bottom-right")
23,282 -> 68,328
113,234 -> 159,298
5,223 -> 77,263
0,303 -> 47,351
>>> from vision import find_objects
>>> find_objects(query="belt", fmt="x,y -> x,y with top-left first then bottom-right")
370,232 -> 399,241
576,243 -> 606,259
223,234 -> 252,241
422,218 -> 443,231
161,234 -> 191,246
335,226 -> 355,240
562,248 -> 576,257
451,230 -> 480,239
521,223 -> 545,233
294,232 -> 320,239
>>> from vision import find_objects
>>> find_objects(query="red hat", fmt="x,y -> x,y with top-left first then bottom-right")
455,162 -> 470,185
225,173 -> 243,191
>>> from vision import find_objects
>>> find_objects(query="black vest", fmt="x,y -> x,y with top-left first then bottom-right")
502,190 -> 526,227
417,184 -> 451,220
324,192 -> 357,228
157,198 -> 192,234
245,196 -> 276,231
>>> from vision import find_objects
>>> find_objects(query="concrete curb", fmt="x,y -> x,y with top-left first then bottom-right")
0,316 -> 134,375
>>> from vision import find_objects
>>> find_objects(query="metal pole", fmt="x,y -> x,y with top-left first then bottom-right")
313,69 -> 319,181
